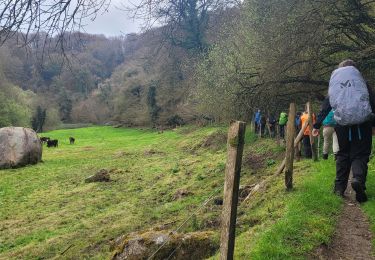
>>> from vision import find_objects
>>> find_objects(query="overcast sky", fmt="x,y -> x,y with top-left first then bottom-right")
82,0 -> 142,37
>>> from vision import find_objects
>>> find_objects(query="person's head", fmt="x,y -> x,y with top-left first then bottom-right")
338,59 -> 356,68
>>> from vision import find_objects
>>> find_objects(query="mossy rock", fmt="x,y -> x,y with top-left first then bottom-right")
112,230 -> 218,260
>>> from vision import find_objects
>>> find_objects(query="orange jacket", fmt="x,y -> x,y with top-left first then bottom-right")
300,112 -> 316,136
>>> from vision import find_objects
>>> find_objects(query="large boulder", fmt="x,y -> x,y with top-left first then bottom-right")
0,127 -> 42,169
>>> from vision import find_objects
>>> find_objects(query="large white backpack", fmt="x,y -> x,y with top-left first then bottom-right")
329,66 -> 372,125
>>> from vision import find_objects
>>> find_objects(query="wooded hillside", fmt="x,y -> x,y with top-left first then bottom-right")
1,0 -> 375,129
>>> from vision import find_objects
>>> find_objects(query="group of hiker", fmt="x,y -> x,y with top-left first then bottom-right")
255,59 -> 375,203
253,110 -> 288,139
253,109 -> 318,158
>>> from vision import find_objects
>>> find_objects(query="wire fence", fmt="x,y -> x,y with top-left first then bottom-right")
147,184 -> 224,260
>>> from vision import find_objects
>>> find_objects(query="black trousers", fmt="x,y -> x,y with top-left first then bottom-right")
334,122 -> 372,193
303,135 -> 312,158
280,125 -> 285,139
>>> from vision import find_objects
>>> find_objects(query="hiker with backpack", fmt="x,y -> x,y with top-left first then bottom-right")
254,109 -> 261,133
279,111 -> 288,139
313,59 -> 375,203
295,112 -> 302,133
300,109 -> 316,158
268,114 -> 277,138
322,110 -> 339,160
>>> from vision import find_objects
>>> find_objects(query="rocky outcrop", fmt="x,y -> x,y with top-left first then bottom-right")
0,127 -> 42,169
112,230 -> 218,260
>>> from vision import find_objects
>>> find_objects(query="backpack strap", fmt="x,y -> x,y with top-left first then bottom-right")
358,125 -> 362,140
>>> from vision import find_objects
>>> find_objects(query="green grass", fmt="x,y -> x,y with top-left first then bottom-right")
209,154 -> 342,259
244,159 -> 342,259
0,126 -> 344,259
0,126 -> 228,259
360,145 -> 375,254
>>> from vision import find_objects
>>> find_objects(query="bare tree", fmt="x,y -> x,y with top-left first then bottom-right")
125,0 -> 237,51
0,0 -> 110,46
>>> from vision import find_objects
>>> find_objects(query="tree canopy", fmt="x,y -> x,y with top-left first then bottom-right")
195,0 -> 375,121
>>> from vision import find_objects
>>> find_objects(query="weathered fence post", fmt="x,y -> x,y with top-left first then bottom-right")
285,103 -> 296,190
220,121 -> 246,260
307,102 -> 318,161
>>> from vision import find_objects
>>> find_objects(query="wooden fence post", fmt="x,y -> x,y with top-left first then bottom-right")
285,103 -> 296,190
307,102 -> 318,161
220,121 -> 246,260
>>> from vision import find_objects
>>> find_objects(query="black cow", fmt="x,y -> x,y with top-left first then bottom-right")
69,137 -> 75,145
47,139 -> 58,148
40,137 -> 50,144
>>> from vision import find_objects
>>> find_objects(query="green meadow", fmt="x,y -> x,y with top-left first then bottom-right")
1,126 -> 369,259
0,126 -> 231,259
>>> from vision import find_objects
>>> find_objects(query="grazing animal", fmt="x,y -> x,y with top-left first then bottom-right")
47,139 -> 58,148
40,137 -> 50,144
69,137 -> 75,145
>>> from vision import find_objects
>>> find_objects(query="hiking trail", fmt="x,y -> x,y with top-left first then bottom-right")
312,183 -> 374,259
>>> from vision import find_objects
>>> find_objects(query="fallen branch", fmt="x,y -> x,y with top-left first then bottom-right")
61,244 -> 74,255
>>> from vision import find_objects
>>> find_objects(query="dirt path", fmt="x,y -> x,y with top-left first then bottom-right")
312,185 -> 374,259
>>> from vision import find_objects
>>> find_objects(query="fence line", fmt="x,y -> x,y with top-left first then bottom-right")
147,185 -> 224,260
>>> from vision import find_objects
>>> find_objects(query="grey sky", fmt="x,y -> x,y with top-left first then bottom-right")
83,0 -> 142,37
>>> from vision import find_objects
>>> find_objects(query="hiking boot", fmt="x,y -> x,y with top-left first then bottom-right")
333,189 -> 345,198
351,179 -> 368,203
323,153 -> 328,160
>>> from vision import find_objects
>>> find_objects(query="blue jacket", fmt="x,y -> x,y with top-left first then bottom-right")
255,111 -> 261,124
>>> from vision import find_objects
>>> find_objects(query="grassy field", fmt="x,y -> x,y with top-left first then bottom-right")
360,143 -> 375,252
0,126 -> 349,259
0,126 -> 243,259
232,157 -> 342,259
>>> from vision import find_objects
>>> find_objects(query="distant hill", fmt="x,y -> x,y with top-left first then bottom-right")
0,7 -> 239,129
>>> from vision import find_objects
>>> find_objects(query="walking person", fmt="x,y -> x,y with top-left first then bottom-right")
254,109 -> 261,134
279,111 -> 288,139
313,59 -> 375,203
295,112 -> 302,133
268,114 -> 277,138
322,110 -> 339,160
300,110 -> 316,158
